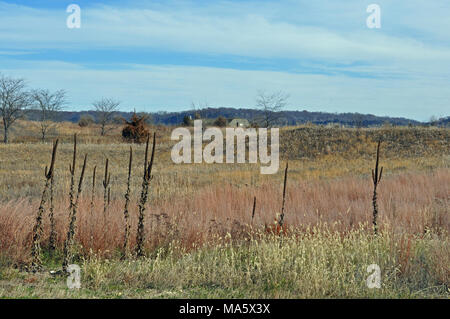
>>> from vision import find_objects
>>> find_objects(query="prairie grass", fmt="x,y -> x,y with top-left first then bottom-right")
0,168 -> 447,263
0,132 -> 447,201
0,227 -> 448,298
0,121 -> 448,298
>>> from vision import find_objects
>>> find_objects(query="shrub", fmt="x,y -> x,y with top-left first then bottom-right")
78,115 -> 95,127
122,113 -> 149,143
182,115 -> 193,126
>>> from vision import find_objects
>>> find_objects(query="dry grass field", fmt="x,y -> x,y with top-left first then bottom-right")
0,120 -> 449,298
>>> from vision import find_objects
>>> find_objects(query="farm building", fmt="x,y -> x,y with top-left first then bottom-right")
228,118 -> 250,127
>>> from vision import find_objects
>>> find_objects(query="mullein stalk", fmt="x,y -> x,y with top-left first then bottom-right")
136,133 -> 156,257
278,161 -> 288,228
31,139 -> 58,269
90,166 -> 96,215
251,196 -> 256,225
103,158 -> 110,215
371,140 -> 383,235
62,152 -> 87,271
68,134 -> 77,212
48,172 -> 56,252
62,134 -> 77,271
122,146 -> 133,256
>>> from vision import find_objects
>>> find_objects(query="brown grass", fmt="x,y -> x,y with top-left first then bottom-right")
0,168 -> 447,264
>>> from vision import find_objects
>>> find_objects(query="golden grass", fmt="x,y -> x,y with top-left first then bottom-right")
0,227 -> 448,298
0,123 -> 448,201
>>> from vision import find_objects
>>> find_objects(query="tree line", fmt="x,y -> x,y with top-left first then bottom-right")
2,73 -> 443,144
1,75 -> 292,143
0,73 -> 123,143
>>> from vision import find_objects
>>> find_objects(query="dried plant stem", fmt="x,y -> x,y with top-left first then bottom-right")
278,161 -> 288,227
68,134 -> 77,212
48,173 -> 56,252
122,146 -> 133,255
90,166 -> 96,214
62,147 -> 87,271
103,158 -> 110,215
371,140 -> 383,235
136,132 -> 156,257
31,179 -> 50,269
31,139 -> 58,269
251,196 -> 256,224
62,134 -> 77,271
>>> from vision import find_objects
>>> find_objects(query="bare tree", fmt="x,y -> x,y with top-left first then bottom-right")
93,98 -> 120,136
191,100 -> 209,120
255,90 -> 289,128
429,115 -> 439,127
0,74 -> 30,143
31,89 -> 66,141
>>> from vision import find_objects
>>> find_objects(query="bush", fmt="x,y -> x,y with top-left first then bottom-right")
78,115 -> 95,127
122,113 -> 149,143
182,115 -> 193,126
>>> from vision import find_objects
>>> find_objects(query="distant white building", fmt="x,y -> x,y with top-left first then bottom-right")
228,118 -> 250,127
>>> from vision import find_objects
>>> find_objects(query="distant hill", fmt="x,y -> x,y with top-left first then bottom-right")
22,107 -> 430,127
281,126 -> 449,160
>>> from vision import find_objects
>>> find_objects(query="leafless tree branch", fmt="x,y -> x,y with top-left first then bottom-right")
0,74 -> 30,143
255,90 -> 289,128
31,89 -> 66,140
93,97 -> 120,136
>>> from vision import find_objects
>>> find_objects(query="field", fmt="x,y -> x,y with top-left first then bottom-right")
0,121 -> 449,298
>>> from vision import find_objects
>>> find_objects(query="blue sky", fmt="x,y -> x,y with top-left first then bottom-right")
1,0 -> 449,121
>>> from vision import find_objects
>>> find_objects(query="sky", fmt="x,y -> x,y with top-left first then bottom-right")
0,0 -> 449,121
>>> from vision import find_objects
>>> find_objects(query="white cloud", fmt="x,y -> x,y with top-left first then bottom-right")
0,0 -> 449,120
1,1 -> 450,66
2,60 -> 448,120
